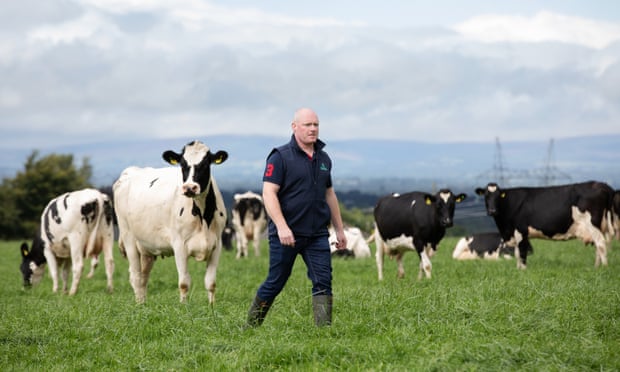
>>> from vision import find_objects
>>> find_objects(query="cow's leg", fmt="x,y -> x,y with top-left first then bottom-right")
415,240 -> 431,280
172,243 -> 191,303
87,255 -> 98,278
419,243 -> 433,279
124,238 -> 146,303
253,227 -> 261,256
44,249 -> 60,293
590,228 -> 608,267
511,230 -> 527,269
235,232 -> 247,259
139,253 -> 155,300
374,233 -> 385,281
61,259 -> 70,293
516,239 -> 531,270
204,241 -> 223,304
396,253 -> 405,279
102,238 -> 115,293
68,235 -> 85,296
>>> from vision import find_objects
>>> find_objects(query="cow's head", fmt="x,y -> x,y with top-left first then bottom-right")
162,141 -> 228,197
475,183 -> 504,217
434,189 -> 467,227
20,238 -> 46,289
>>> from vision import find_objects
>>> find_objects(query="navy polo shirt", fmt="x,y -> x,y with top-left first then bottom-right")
263,135 -> 333,238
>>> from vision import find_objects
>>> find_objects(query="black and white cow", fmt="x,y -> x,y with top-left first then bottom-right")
328,226 -> 371,259
613,190 -> 620,240
20,188 -> 115,294
452,232 -> 514,260
113,140 -> 228,304
475,181 -> 615,269
231,191 -> 267,259
373,189 -> 467,280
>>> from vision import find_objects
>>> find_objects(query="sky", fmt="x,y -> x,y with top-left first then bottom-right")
1,0 -> 620,150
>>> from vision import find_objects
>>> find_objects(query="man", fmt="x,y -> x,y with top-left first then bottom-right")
246,107 -> 347,327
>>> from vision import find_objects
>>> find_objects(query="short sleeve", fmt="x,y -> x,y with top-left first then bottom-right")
263,150 -> 284,185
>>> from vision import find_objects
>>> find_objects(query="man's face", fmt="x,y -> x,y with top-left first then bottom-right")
292,111 -> 319,145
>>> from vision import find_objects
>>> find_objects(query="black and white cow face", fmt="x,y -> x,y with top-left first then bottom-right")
475,183 -> 503,217
162,141 -> 228,197
435,189 -> 467,227
20,239 -> 46,288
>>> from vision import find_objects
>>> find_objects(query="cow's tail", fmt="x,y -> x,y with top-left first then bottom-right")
604,209 -> 615,243
84,195 -> 104,258
365,229 -> 376,245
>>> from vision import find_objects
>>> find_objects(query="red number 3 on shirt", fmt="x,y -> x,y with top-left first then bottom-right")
265,164 -> 274,177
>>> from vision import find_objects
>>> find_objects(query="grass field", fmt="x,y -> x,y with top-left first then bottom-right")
1,237 -> 619,371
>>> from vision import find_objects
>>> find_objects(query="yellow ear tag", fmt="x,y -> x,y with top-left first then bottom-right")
425,198 -> 432,205
214,157 -> 223,164
501,192 -> 506,198
22,249 -> 28,256
169,159 -> 178,165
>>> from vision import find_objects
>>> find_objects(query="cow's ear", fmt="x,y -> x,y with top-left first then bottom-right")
475,188 -> 485,195
162,150 -> 181,165
212,151 -> 228,165
456,193 -> 467,203
500,192 -> 506,198
20,243 -> 29,257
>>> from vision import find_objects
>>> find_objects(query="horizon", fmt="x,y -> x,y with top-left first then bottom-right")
3,133 -> 619,191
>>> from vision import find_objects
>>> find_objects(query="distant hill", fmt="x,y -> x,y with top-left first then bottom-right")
3,134 -> 620,193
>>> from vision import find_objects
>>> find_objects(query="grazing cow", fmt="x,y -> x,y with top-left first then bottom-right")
19,188 -> 114,295
452,232 -> 514,260
231,191 -> 267,259
373,189 -> 467,280
328,226 -> 371,258
613,190 -> 620,240
113,140 -> 228,304
475,181 -> 615,269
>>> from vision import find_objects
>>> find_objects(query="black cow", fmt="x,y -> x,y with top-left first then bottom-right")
373,189 -> 467,280
452,232 -> 514,260
475,181 -> 615,269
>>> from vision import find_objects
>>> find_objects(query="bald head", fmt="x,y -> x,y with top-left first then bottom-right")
293,108 -> 319,125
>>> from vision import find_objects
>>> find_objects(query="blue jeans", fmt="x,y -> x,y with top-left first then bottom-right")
256,235 -> 332,302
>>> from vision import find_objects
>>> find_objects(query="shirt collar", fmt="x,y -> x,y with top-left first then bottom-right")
289,134 -> 325,153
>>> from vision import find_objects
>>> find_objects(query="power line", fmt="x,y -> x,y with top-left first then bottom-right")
478,137 -> 571,187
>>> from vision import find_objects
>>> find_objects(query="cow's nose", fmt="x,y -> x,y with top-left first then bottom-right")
441,218 -> 453,227
182,183 -> 200,197
487,208 -> 497,216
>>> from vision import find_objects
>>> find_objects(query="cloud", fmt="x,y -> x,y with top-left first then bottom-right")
454,11 -> 620,49
0,2 -> 619,151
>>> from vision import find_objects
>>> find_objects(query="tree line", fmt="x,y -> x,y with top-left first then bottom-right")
0,151 -> 93,239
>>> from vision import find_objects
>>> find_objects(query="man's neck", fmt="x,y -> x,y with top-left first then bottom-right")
296,140 -> 315,157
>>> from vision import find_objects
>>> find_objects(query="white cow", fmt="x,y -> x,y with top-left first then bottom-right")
328,226 -> 371,258
113,140 -> 228,304
231,191 -> 267,259
19,188 -> 115,295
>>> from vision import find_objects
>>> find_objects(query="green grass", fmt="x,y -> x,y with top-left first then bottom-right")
1,237 -> 619,371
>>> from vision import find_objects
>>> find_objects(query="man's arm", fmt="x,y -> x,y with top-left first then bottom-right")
325,187 -> 347,250
263,181 -> 296,247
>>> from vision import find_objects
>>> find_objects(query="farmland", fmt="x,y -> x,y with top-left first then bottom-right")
1,238 -> 619,371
